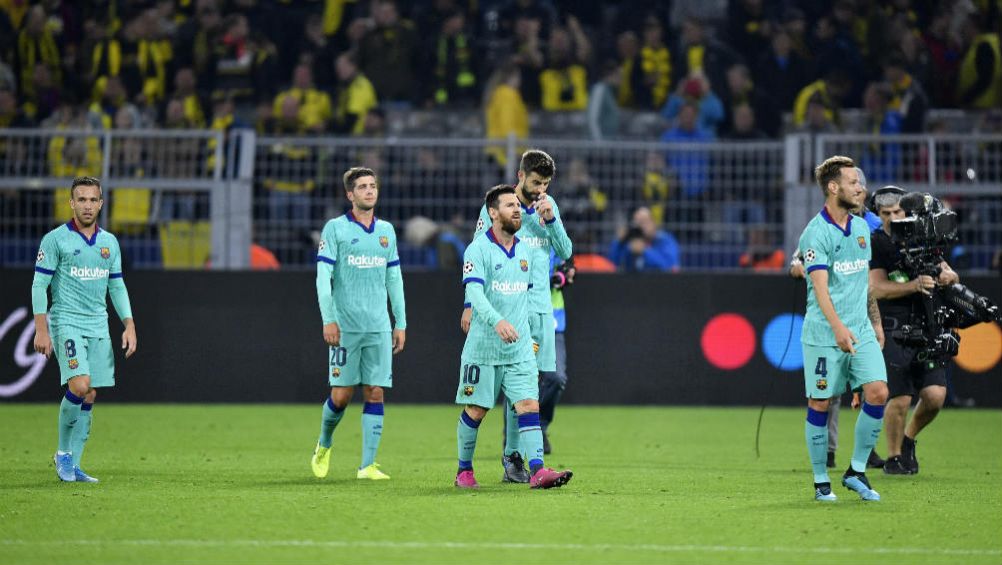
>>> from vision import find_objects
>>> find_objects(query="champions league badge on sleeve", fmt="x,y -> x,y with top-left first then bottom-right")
463,261 -> 474,275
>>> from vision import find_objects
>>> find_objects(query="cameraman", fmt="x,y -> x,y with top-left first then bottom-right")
868,188 -> 959,475
608,207 -> 681,272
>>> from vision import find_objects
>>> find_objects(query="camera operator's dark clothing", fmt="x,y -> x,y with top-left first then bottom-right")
869,229 -> 915,322
870,229 -> 948,397
883,338 -> 947,398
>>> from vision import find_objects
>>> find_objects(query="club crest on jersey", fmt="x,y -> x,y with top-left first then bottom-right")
100,247 -> 111,259
533,342 -> 540,354
463,261 -> 474,275
816,378 -> 828,391
68,359 -> 79,370
332,367 -> 340,378
379,236 -> 389,248
36,249 -> 45,263
857,236 -> 866,249
520,259 -> 528,272
804,249 -> 816,262
463,386 -> 475,396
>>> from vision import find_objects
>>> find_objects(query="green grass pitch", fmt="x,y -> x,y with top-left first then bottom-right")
1,404 -> 1000,565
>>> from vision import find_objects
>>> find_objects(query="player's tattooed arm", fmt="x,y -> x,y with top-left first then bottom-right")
867,290 -> 885,349
867,291 -> 880,325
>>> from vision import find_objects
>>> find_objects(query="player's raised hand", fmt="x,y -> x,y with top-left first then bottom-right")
835,324 -> 858,354
122,322 -> 137,359
460,307 -> 472,334
392,329 -> 406,354
323,322 -> 341,346
33,327 -> 53,358
534,194 -> 555,222
494,320 -> 519,344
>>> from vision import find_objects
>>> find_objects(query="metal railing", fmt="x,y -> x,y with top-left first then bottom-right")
0,128 -> 252,269
785,134 -> 1002,273
252,135 -> 787,271
2,129 -> 999,273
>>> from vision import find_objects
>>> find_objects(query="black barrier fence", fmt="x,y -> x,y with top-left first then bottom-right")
1,270 -> 1000,405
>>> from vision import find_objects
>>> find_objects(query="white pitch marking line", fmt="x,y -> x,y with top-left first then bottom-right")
1,539 -> 1000,557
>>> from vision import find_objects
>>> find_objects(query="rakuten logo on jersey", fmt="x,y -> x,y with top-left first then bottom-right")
521,236 -> 549,248
833,259 -> 868,275
491,280 -> 529,294
70,266 -> 110,280
347,255 -> 386,269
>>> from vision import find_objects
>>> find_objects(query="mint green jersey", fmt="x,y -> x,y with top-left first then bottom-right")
31,221 -> 133,338
798,208 -> 875,346
461,229 -> 535,364
316,212 -> 406,332
471,196 -> 572,313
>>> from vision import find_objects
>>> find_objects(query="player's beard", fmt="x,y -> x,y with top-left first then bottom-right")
353,199 -> 376,212
520,184 -> 541,203
500,214 -> 521,235
73,210 -> 98,227
835,188 -> 861,212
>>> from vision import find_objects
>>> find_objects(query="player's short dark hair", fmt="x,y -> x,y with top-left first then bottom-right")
485,184 -> 516,210
814,155 -> 855,197
519,149 -> 555,179
71,176 -> 103,198
343,167 -> 376,191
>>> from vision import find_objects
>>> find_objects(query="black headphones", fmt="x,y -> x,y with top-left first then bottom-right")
867,185 -> 907,212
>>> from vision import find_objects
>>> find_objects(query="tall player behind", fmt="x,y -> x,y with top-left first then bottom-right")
460,150 -> 572,481
311,167 -> 406,480
32,176 -> 138,483
798,156 -> 888,501
454,185 -> 572,489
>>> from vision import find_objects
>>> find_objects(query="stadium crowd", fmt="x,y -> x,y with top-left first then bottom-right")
0,0 -> 1000,271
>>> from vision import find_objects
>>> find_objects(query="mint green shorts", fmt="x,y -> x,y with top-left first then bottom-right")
328,332 -> 392,388
455,358 -> 538,409
54,331 -> 115,388
802,340 -> 886,399
529,312 -> 556,373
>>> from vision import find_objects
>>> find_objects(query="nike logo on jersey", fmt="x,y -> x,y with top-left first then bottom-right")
69,266 -> 110,280
346,255 -> 387,268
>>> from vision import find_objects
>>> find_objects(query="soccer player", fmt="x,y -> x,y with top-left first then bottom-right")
460,149 -> 572,481
454,185 -> 573,490
798,156 -> 888,502
311,167 -> 406,481
788,166 -> 885,471
32,176 -> 137,483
